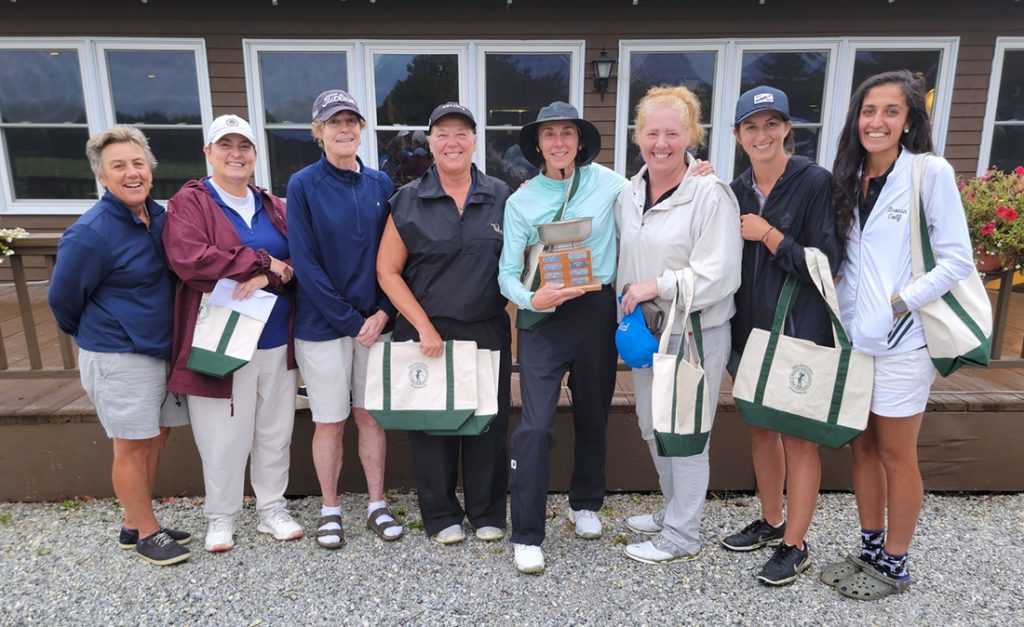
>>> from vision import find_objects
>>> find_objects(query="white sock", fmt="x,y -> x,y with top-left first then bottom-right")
368,500 -> 403,539
317,505 -> 342,545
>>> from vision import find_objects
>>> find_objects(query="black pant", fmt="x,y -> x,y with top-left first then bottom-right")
510,286 -> 618,546
394,314 -> 511,536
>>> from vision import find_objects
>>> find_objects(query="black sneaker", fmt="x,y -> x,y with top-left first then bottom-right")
118,527 -> 193,550
720,518 -> 786,552
135,530 -> 191,566
757,542 -> 811,586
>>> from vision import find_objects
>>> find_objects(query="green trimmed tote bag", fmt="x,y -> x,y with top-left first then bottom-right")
425,348 -> 501,436
187,283 -> 275,378
910,154 -> 992,376
733,248 -> 874,448
650,268 -> 712,457
364,340 -> 479,431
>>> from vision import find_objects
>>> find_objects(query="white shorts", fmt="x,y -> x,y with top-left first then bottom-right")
295,334 -> 390,423
78,349 -> 189,440
870,347 -> 937,417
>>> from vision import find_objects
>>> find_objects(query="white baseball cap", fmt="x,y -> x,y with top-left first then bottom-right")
207,114 -> 256,146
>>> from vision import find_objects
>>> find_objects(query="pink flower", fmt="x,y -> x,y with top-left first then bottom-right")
1015,166 -> 1024,177
982,222 -> 997,236
997,205 -> 1019,222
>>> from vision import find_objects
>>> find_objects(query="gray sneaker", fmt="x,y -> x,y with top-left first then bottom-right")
624,535 -> 701,564
757,542 -> 811,586
720,518 -> 785,552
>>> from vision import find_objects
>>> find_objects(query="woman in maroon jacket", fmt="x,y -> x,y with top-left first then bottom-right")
164,115 -> 299,553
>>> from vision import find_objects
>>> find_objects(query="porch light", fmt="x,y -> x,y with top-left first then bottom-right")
592,49 -> 615,100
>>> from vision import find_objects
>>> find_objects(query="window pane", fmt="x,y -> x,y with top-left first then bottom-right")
485,129 -> 539,189
266,129 -> 322,198
995,50 -> 1024,122
740,51 -> 828,124
141,128 -> 207,199
259,52 -> 348,124
0,49 -> 85,124
377,130 -> 432,187
852,50 -> 941,96
628,52 -> 716,123
625,128 -> 711,179
4,127 -> 93,199
486,53 -> 570,125
107,50 -> 201,125
733,127 -> 819,176
989,125 -> 1024,173
374,54 -> 458,126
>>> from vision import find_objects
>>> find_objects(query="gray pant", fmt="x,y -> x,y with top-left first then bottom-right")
631,322 -> 730,553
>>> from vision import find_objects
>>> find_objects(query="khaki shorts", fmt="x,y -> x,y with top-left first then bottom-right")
78,349 -> 188,440
296,334 -> 390,423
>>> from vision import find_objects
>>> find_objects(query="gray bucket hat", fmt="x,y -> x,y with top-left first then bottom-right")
518,101 -> 601,169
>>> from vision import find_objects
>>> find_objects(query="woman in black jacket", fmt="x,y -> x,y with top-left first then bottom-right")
720,86 -> 842,586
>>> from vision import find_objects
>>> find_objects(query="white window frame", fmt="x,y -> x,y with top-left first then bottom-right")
243,40 -> 358,191
0,37 -> 212,215
242,39 -> 585,190
977,37 -> 1024,175
615,37 -> 958,182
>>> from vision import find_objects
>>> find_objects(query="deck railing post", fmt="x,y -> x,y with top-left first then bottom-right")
10,254 -> 43,370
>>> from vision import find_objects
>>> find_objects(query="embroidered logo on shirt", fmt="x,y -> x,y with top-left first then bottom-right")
409,363 -> 429,389
788,365 -> 813,394
491,223 -> 503,234
886,206 -> 908,223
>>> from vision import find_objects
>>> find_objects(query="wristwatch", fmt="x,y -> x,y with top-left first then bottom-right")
890,295 -> 909,316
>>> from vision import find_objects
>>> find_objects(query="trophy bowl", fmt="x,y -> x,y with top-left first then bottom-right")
536,217 -> 592,245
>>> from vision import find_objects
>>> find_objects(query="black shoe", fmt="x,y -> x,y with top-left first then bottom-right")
758,542 -> 811,586
720,518 -> 786,552
135,530 -> 191,566
118,527 -> 193,550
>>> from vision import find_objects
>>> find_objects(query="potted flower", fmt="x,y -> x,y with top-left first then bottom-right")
960,165 -> 1024,272
0,226 -> 29,264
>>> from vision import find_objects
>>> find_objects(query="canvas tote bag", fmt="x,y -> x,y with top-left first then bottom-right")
364,340 -> 479,431
425,348 -> 501,436
650,268 -> 712,457
733,248 -> 874,447
910,154 -> 993,376
187,279 -> 276,378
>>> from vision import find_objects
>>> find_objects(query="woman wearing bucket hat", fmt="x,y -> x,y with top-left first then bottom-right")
718,85 -> 842,586
164,114 -> 301,553
286,89 -> 403,549
377,102 -> 513,546
497,101 -> 627,574
615,85 -> 742,565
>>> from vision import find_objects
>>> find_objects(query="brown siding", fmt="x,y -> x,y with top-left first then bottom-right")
1,0 -> 1023,228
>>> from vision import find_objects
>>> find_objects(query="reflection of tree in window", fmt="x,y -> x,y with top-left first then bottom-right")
628,53 -> 715,121
376,56 -> 457,125
740,51 -> 827,125
486,54 -> 569,125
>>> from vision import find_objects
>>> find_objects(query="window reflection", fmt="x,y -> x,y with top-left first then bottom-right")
4,127 -> 93,200
259,52 -> 348,124
266,129 -> 322,198
0,50 -> 86,124
852,50 -> 940,99
374,54 -> 458,126
142,129 -> 206,199
376,130 -> 432,187
740,51 -> 828,125
995,50 -> 1024,123
628,52 -> 716,122
107,50 -> 201,125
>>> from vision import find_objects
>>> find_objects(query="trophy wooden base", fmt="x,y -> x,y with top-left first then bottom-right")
538,247 -> 602,292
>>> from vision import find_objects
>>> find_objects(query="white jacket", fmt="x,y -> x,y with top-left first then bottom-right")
836,149 -> 975,356
616,156 -> 743,333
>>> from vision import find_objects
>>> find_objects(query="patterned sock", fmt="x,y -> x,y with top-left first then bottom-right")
876,549 -> 910,580
860,528 -> 885,563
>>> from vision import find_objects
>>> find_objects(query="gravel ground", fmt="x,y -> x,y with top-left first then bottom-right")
0,491 -> 1021,626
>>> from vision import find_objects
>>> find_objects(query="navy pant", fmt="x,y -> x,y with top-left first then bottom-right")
395,314 -> 511,537
510,286 -> 618,546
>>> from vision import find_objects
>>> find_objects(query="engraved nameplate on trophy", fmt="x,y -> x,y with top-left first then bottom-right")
536,217 -> 601,292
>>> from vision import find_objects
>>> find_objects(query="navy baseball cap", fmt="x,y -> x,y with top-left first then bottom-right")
734,86 -> 791,125
312,89 -> 363,123
615,303 -> 659,369
427,102 -> 477,131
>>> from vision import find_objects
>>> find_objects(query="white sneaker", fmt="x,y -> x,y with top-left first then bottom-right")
624,537 -> 701,565
475,526 -> 505,542
626,512 -> 664,535
205,518 -> 235,552
431,523 -> 466,545
257,509 -> 303,541
568,508 -> 603,539
513,543 -> 545,574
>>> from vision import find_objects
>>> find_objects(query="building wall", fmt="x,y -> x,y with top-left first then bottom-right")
1,0 -> 1023,231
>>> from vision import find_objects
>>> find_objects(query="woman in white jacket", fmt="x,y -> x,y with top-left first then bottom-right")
616,85 -> 742,564
824,71 -> 974,600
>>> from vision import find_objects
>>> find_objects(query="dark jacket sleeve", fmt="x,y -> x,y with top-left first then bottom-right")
163,186 -> 268,293
285,175 -> 366,337
47,226 -> 109,336
375,175 -> 398,319
769,172 -> 842,282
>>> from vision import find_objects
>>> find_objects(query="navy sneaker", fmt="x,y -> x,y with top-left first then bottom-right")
757,542 -> 811,586
135,530 -> 191,566
118,527 -> 192,550
720,518 -> 785,552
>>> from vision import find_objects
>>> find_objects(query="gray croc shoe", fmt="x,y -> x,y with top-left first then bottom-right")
837,565 -> 913,601
820,553 -> 871,588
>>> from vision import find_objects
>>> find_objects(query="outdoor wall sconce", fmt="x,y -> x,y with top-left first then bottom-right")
593,49 -> 616,100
